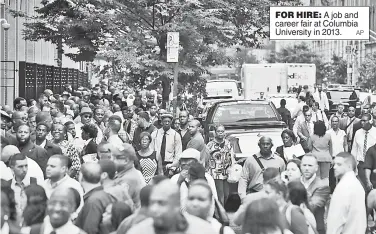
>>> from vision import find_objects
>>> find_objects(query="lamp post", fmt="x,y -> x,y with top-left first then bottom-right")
1,18 -> 10,105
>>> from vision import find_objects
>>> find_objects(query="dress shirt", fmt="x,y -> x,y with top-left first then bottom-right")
43,174 -> 84,199
43,218 -> 81,234
311,110 -> 329,128
327,128 -> 346,157
238,152 -> 285,199
11,176 -> 29,217
313,91 -> 329,110
351,127 -> 376,162
151,128 -> 182,163
327,171 -> 366,234
301,174 -> 316,189
306,121 -> 314,136
107,134 -> 124,147
346,117 -> 357,141
170,173 -> 218,215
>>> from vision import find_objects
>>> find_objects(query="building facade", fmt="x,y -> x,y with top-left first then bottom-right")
310,0 -> 376,86
0,0 -> 88,107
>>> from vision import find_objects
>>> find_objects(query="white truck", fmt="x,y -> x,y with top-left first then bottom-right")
241,63 -> 316,99
204,79 -> 240,102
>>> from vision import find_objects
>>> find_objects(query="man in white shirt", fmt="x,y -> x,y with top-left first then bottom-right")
8,153 -> 41,220
103,115 -> 125,147
313,84 -> 329,112
311,102 -> 329,128
2,145 -> 44,184
327,116 -> 347,157
151,113 -> 182,175
327,152 -> 366,234
43,155 -> 84,213
351,113 -> 376,187
291,96 -> 307,119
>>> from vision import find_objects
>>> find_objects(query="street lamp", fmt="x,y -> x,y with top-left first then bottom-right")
0,18 -> 10,106
0,18 -> 10,30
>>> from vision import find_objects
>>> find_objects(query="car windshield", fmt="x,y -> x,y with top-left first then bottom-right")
212,103 -> 278,123
328,91 -> 354,102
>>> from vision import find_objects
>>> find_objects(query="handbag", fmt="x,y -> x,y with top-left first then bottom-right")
227,164 -> 242,183
213,198 -> 230,226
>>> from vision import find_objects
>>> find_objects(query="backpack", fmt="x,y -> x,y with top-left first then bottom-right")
285,204 -> 317,234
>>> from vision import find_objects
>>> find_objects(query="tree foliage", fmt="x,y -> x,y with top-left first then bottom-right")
358,52 -> 376,89
16,0 -> 301,94
266,43 -> 330,83
328,54 -> 347,84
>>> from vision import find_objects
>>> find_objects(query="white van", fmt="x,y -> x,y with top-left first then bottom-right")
204,79 -> 240,103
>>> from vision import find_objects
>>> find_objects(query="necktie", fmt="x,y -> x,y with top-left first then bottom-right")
160,131 -> 167,162
316,112 -> 319,122
363,131 -> 369,159
307,121 -> 311,135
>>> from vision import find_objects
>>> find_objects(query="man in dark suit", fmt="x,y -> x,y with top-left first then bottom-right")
35,122 -> 62,158
177,110 -> 191,150
301,154 -> 331,234
296,110 -> 314,152
345,106 -> 361,152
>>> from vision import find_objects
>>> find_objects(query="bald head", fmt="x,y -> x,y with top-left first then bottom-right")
259,136 -> 272,144
51,187 -> 76,204
189,119 -> 201,127
12,111 -> 27,119
80,162 -> 102,184
153,180 -> 180,206
1,145 -> 20,162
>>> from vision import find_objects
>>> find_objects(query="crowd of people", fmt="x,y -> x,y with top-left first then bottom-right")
1,82 -> 376,234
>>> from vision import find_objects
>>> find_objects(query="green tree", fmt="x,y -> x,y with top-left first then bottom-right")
358,52 -> 376,89
16,0 -> 300,93
11,0 -> 118,62
267,43 -> 330,83
329,54 -> 347,84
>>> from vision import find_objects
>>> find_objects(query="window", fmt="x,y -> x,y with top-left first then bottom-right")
213,103 -> 278,123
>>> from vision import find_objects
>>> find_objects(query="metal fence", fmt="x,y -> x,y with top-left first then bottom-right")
19,62 -> 89,101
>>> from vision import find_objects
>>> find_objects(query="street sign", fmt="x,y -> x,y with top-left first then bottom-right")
167,32 -> 179,63
167,47 -> 179,63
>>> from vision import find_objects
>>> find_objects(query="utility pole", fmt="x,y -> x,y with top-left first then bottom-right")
345,44 -> 352,85
166,32 -> 179,116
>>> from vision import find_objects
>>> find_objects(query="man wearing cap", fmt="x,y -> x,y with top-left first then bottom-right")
133,111 -> 156,151
170,148 -> 217,212
1,110 -> 17,146
75,107 -> 103,151
151,112 -> 182,176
